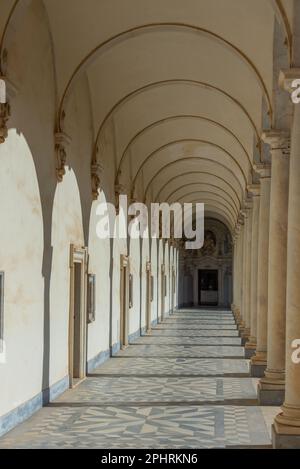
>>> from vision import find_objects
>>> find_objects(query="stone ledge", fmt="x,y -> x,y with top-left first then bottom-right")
272,424 -> 300,449
258,384 -> 285,406
250,363 -> 267,377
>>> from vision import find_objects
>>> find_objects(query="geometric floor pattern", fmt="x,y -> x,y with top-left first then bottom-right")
0,308 -> 279,448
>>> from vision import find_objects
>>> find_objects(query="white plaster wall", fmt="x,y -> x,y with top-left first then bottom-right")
164,242 -> 170,314
150,239 -> 158,323
169,245 -> 174,310
174,248 -> 179,308
49,170 -> 84,386
129,229 -> 141,335
140,235 -> 150,329
0,131 -> 44,416
158,239 -> 164,321
87,192 -> 111,360
111,215 -> 127,347
0,0 -> 57,417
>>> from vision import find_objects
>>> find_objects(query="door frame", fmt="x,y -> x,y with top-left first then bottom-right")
69,244 -> 88,388
198,268 -> 219,306
120,254 -> 130,348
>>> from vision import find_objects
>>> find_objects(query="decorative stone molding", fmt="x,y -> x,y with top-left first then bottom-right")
279,68 -> 300,94
247,183 -> 260,198
254,162 -> 271,179
233,220 -> 243,242
242,196 -> 253,213
114,181 -> 126,214
0,77 -> 10,144
0,101 -> 10,144
261,130 -> 290,155
91,159 -> 104,200
54,132 -> 71,182
237,212 -> 245,226
0,75 -> 19,144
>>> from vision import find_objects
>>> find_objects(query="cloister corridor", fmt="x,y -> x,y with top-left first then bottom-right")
0,309 -> 279,449
1,0 -> 300,452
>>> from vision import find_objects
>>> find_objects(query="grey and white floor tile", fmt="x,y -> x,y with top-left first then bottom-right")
0,308 -> 278,449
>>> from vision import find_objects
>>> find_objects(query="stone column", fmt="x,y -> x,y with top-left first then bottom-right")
232,233 -> 238,314
250,164 -> 271,377
240,202 -> 253,342
236,222 -> 244,323
232,221 -> 243,322
258,130 -> 290,405
236,219 -> 245,328
273,68 -> 300,448
245,185 -> 260,358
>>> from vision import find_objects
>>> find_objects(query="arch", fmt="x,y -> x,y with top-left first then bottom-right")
57,23 -> 272,126
165,183 -> 239,213
143,158 -> 244,202
175,190 -> 238,218
0,0 -> 19,71
198,204 -> 236,231
154,171 -> 242,208
273,0 -> 293,63
131,138 -> 248,189
116,115 -> 252,177
93,80 -> 260,160
179,196 -> 237,228
204,210 -> 234,233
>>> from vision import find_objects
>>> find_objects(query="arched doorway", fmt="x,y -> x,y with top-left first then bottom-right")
178,218 -> 233,308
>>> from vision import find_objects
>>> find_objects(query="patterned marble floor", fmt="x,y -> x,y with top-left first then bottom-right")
0,308 -> 278,449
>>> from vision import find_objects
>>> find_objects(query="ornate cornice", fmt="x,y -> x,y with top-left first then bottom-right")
247,184 -> 260,197
254,162 -> 271,179
261,130 -> 290,155
279,68 -> 300,94
242,195 -> 253,212
0,101 -> 10,144
0,77 -> 10,144
114,179 -> 126,214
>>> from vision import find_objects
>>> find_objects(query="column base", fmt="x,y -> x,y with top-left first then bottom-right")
245,338 -> 256,358
257,370 -> 285,405
250,352 -> 267,377
272,424 -> 300,448
272,406 -> 300,448
240,328 -> 250,345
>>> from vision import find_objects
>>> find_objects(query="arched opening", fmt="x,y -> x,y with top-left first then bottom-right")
178,218 -> 233,308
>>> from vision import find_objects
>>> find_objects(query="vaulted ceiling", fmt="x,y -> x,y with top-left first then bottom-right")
0,0 -> 294,231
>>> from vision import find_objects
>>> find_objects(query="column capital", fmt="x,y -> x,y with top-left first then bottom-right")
236,211 -> 245,226
233,220 -> 243,237
242,196 -> 253,213
279,68 -> 300,94
0,76 -> 18,144
54,131 -> 72,182
91,158 -> 104,200
247,184 -> 260,197
261,130 -> 290,154
254,162 -> 271,179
